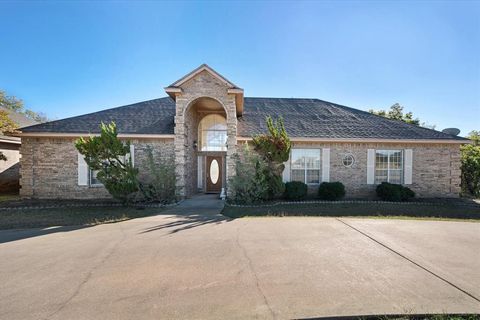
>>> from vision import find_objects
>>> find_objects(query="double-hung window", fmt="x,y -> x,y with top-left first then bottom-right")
291,149 -> 321,184
375,150 -> 403,184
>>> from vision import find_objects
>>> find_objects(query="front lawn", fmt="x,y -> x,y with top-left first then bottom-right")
0,206 -> 164,230
222,201 -> 480,221
0,194 -> 20,203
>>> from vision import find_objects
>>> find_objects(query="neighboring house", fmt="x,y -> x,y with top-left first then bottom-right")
0,107 -> 39,193
16,64 -> 468,199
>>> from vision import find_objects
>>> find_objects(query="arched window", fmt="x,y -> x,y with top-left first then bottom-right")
198,114 -> 227,151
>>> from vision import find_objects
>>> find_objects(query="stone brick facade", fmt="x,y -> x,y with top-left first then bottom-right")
172,70 -> 238,197
18,138 -> 461,199
290,142 -> 461,198
19,137 -> 174,199
17,65 -> 464,200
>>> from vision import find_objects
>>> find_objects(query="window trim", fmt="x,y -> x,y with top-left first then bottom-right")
374,149 -> 404,184
290,148 -> 322,185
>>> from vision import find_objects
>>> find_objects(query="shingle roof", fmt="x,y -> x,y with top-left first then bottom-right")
239,98 -> 468,140
21,96 -> 467,141
21,97 -> 175,135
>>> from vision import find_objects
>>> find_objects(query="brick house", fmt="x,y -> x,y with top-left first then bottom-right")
16,64 -> 468,199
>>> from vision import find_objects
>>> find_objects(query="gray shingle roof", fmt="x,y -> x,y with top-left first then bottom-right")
21,97 -> 175,135
21,96 -> 467,141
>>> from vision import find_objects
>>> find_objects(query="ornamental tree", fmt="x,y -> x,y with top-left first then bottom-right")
252,116 -> 291,199
75,122 -> 138,204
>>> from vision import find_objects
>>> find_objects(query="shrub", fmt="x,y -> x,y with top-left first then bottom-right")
461,143 -> 480,197
318,182 -> 346,201
284,181 -> 308,200
252,116 -> 291,199
138,146 -> 176,204
376,182 -> 415,202
75,122 -> 139,204
228,145 -> 271,204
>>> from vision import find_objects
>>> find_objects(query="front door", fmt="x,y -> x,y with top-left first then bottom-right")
206,156 -> 222,193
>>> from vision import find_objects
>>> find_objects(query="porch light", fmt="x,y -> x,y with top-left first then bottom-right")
193,140 -> 197,150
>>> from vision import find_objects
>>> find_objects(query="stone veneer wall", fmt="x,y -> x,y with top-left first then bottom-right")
290,142 -> 461,198
173,70 -> 238,198
19,137 -> 174,199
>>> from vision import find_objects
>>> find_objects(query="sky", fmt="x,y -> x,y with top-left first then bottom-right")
0,0 -> 479,136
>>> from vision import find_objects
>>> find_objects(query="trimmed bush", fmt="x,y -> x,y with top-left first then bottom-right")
376,182 -> 415,202
284,181 -> 308,200
318,182 -> 346,201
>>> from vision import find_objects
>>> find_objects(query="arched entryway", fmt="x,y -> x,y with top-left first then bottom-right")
184,97 -> 228,195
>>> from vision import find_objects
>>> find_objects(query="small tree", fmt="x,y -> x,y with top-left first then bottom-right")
0,89 -> 49,123
369,103 -> 420,126
228,144 -> 270,204
461,130 -> 480,197
75,122 -> 138,204
0,110 -> 17,134
252,116 -> 291,199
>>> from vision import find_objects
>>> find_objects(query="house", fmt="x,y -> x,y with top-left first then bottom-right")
16,64 -> 468,199
1,107 -> 39,193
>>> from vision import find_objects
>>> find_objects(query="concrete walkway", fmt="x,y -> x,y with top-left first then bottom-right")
163,194 -> 225,216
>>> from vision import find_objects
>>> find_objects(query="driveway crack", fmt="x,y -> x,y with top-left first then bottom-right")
235,223 -> 276,319
44,224 -> 128,320
336,218 -> 480,304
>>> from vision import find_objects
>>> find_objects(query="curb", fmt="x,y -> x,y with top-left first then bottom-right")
224,200 -> 477,208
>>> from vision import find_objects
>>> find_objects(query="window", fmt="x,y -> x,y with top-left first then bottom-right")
342,154 -> 355,167
198,114 -> 227,151
291,149 -> 321,184
375,150 -> 403,184
89,169 -> 102,186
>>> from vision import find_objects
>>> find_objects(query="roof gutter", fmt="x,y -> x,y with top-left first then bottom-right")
237,136 -> 471,144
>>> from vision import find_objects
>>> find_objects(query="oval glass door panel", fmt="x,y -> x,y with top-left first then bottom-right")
210,159 -> 219,184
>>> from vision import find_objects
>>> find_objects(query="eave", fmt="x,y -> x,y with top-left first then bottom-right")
236,136 -> 470,144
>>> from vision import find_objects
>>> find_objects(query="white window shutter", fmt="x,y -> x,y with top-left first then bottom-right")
129,144 -> 135,167
77,153 -> 88,186
404,149 -> 413,185
282,152 -> 291,182
322,148 -> 330,182
367,149 -> 375,185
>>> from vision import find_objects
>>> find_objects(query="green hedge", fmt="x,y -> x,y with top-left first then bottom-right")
284,181 -> 308,200
376,182 -> 415,202
318,182 -> 346,201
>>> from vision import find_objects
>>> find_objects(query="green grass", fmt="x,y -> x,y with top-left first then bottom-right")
222,202 -> 480,221
0,206 -> 165,230
0,194 -> 20,203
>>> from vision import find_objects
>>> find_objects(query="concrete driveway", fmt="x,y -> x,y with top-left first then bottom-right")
0,202 -> 479,319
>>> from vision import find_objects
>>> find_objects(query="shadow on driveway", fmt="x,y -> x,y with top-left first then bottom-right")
139,214 -> 232,235
0,225 -> 88,244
